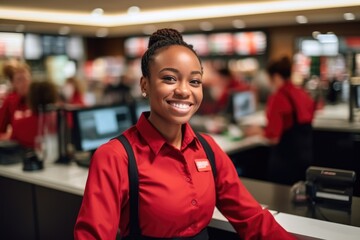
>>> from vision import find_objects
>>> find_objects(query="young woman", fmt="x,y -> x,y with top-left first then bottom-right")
0,61 -> 32,140
246,57 -> 315,185
11,81 -> 58,149
74,29 -> 295,240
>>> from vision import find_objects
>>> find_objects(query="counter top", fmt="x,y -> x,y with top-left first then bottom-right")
241,104 -> 360,133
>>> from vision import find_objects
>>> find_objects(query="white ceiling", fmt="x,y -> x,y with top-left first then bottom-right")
1,0 -> 360,36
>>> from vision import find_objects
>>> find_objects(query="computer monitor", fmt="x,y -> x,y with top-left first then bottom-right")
230,91 -> 256,123
72,104 -> 133,152
134,100 -> 151,120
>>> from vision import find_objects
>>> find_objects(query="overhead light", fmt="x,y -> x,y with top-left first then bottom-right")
344,12 -> 355,21
91,8 -> 104,17
199,21 -> 214,31
312,31 -> 320,39
59,26 -> 70,35
127,6 -> 141,15
142,25 -> 157,35
96,28 -> 108,37
232,19 -> 246,29
170,23 -> 185,33
2,1 -> 360,27
296,15 -> 308,24
15,24 -> 25,32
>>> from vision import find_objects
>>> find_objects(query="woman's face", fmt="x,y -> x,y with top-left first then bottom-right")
269,73 -> 284,92
12,70 -> 31,97
141,45 -> 203,126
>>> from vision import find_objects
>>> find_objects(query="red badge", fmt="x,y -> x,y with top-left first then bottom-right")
195,159 -> 211,172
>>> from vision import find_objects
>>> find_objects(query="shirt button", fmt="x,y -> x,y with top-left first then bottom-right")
191,199 -> 197,206
186,177 -> 191,182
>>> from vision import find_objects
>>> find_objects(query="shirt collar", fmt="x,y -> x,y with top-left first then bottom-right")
136,112 -> 199,155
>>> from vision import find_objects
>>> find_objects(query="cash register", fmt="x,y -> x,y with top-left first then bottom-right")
306,166 -> 356,209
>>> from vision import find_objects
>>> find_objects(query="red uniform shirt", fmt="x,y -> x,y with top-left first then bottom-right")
75,113 -> 294,239
265,82 -> 315,140
0,92 -> 28,133
11,111 -> 57,148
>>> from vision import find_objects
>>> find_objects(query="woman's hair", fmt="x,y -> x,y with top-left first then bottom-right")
141,28 -> 202,78
28,81 -> 58,113
2,60 -> 30,82
266,56 -> 292,80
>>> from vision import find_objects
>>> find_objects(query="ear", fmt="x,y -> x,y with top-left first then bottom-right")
140,76 -> 149,95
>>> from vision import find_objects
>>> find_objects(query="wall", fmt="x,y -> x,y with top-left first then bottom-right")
268,21 -> 360,60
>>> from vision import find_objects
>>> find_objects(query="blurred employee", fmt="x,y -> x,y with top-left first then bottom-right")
11,81 -> 58,148
216,67 -> 250,112
75,29 -> 294,240
61,77 -> 85,107
247,57 -> 315,185
0,60 -> 32,140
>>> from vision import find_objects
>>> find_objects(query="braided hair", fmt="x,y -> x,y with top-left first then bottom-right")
141,28 -> 202,78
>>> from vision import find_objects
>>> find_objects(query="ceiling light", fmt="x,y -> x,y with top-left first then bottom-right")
15,24 -> 25,32
312,31 -> 320,39
296,15 -> 308,24
199,22 -> 214,31
344,12 -> 355,21
59,26 -> 70,35
142,25 -> 157,35
91,8 -> 104,17
127,6 -> 141,15
96,28 -> 108,37
232,19 -> 246,29
170,23 -> 185,33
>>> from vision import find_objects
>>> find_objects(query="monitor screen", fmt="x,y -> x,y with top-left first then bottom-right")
72,105 -> 133,152
231,91 -> 256,122
134,100 -> 150,120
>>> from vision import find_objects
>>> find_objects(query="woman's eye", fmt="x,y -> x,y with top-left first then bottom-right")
162,76 -> 176,83
189,79 -> 202,86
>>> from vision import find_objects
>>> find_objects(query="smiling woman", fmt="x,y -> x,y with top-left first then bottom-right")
74,28 -> 295,240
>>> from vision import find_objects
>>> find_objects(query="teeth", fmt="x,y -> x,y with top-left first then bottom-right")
170,102 -> 191,109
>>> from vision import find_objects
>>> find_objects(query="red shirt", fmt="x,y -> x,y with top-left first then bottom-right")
75,113 -> 294,239
265,82 -> 315,140
11,111 -> 57,148
0,92 -> 28,133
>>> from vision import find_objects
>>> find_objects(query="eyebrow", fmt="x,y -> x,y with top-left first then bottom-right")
159,67 -> 203,76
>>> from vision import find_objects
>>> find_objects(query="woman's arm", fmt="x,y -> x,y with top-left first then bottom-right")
74,141 -> 125,239
202,134 -> 295,240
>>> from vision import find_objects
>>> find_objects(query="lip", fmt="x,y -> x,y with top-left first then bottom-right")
166,100 -> 194,114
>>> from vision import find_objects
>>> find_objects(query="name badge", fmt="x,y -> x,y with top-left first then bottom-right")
195,159 -> 211,172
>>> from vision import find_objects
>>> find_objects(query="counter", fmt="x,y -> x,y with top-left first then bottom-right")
1,162 -> 360,240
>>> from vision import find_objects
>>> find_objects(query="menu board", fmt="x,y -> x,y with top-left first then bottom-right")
208,33 -> 234,55
183,34 -> 209,56
0,33 -> 24,58
124,31 -> 267,58
234,31 -> 267,55
124,37 -> 149,58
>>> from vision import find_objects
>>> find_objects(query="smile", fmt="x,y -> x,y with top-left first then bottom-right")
167,101 -> 193,112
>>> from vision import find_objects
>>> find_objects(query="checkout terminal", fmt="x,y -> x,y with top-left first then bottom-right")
71,101 -> 150,166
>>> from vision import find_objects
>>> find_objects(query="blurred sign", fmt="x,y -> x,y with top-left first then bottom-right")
0,32 -> 24,58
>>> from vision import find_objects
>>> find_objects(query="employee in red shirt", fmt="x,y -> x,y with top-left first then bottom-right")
74,29 -> 295,240
11,81 -> 58,148
247,57 -> 315,185
0,61 -> 32,140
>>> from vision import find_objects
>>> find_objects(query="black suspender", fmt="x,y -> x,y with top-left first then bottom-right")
117,135 -> 141,239
116,133 -> 216,239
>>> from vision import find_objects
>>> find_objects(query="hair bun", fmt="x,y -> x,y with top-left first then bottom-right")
148,28 -> 183,48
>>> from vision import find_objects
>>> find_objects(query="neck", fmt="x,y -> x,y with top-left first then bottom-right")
148,113 -> 183,150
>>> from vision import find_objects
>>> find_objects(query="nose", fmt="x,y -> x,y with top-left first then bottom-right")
174,81 -> 190,98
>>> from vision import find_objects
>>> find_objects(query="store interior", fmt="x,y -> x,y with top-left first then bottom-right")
1,1 -> 360,239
